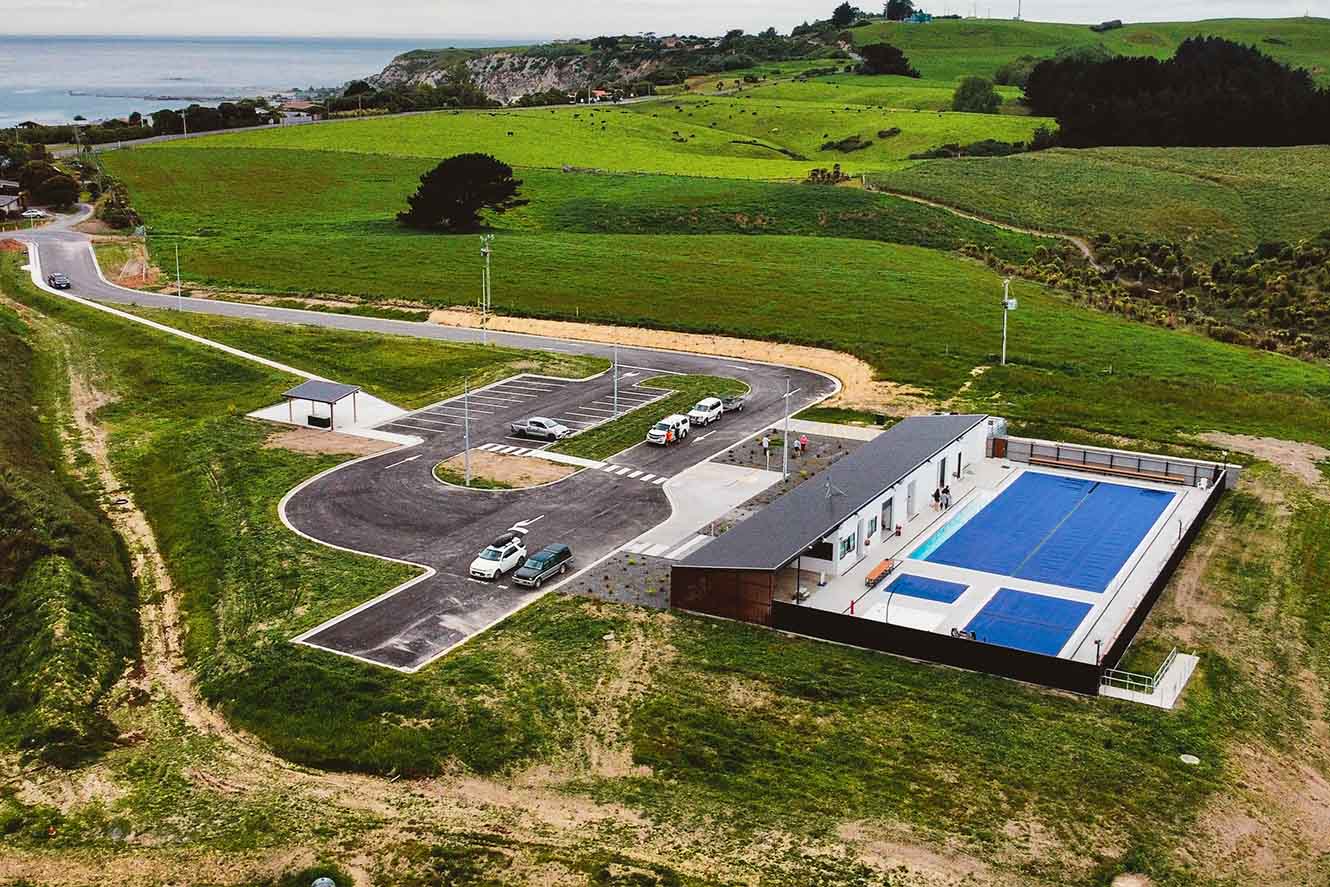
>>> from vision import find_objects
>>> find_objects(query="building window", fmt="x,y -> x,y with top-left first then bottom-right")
867,516 -> 878,538
839,534 -> 856,559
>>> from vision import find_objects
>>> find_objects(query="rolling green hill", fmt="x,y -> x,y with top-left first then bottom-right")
149,96 -> 1050,179
850,16 -> 1330,83
873,145 -> 1330,260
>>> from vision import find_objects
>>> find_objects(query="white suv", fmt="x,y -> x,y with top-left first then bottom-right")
687,397 -> 724,426
646,414 -> 690,446
468,533 -> 527,579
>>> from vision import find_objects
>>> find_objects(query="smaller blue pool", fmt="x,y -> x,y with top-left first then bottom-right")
882,573 -> 968,604
964,588 -> 1092,657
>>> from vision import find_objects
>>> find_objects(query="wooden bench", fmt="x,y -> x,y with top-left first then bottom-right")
1028,455 -> 1190,485
864,558 -> 897,589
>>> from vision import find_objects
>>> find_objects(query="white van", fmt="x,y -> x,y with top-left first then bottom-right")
646,414 -> 690,446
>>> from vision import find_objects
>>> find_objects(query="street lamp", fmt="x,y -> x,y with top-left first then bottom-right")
781,378 -> 801,481
479,233 -> 494,345
1000,277 -> 1017,366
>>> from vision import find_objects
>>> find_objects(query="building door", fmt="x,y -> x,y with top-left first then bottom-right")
906,480 -> 917,519
955,450 -> 963,479
881,498 -> 893,537
937,459 -> 947,491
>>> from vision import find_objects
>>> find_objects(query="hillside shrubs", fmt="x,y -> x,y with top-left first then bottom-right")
398,154 -> 527,231
968,228 -> 1330,359
951,76 -> 1002,113
820,134 -> 873,152
858,42 -> 920,77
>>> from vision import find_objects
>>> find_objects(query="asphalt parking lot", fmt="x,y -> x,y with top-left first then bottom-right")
377,369 -> 670,447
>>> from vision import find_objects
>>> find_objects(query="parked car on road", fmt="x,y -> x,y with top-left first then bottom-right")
687,397 -> 724,426
509,416 -> 572,441
512,543 -> 573,588
468,532 -> 527,579
721,395 -> 745,413
46,272 -> 71,289
646,413 -> 690,446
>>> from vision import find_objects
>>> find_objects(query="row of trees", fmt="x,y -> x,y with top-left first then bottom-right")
1024,37 -> 1330,147
325,67 -> 495,114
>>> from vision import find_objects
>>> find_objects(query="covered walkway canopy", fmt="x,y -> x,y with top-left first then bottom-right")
282,380 -> 361,431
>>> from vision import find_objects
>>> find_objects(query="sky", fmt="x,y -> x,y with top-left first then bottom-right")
2,0 -> 1325,39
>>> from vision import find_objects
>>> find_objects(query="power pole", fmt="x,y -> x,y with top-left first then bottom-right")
613,343 -> 619,415
175,242 -> 182,311
1000,277 -> 1016,366
479,233 -> 493,345
463,378 -> 472,487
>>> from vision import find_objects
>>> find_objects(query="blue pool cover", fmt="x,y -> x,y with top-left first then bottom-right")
882,573 -> 968,604
921,472 -> 1175,593
964,588 -> 1093,656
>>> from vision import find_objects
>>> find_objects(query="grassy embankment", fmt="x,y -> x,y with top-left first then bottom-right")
0,293 -> 136,766
875,145 -> 1330,260
5,253 -> 1321,886
432,462 -> 513,489
550,374 -> 748,461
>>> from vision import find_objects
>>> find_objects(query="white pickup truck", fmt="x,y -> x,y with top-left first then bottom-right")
509,416 -> 571,440
687,397 -> 725,426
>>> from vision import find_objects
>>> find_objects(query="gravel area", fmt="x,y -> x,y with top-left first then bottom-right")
560,550 -> 672,610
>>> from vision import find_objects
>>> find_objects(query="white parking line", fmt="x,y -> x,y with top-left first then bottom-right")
628,470 -> 642,478
497,445 -> 518,454
486,390 -> 538,398
640,473 -> 655,482
510,448 -> 530,456
478,443 -> 500,451
600,465 -> 618,473
615,467 -> 631,476
501,382 -> 563,391
405,415 -> 462,428
652,477 -> 667,485
386,421 -> 449,434
430,406 -> 495,416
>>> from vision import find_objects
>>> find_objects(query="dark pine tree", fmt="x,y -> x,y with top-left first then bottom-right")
397,153 -> 528,231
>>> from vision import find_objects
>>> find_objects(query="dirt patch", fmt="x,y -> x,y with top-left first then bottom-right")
75,219 -> 117,236
263,426 -> 401,457
101,239 -> 162,288
429,307 -> 935,417
1198,432 -> 1329,489
1111,876 -> 1152,887
836,820 -> 998,884
0,238 -> 26,252
438,449 -> 577,487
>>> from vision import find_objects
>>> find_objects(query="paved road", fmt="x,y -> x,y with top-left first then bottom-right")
12,222 -> 836,671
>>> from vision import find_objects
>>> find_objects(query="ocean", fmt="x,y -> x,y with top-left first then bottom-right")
0,35 -> 503,129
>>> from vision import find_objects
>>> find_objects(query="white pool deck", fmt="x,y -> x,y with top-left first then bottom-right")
800,457 -> 1212,667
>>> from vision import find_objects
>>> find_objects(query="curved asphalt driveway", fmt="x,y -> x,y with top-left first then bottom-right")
13,223 -> 836,671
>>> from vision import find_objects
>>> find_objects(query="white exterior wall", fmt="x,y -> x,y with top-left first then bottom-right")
817,421 -> 990,577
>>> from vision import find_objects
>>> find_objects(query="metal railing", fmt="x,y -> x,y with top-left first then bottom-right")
1004,438 -> 1223,487
1100,647 -> 1179,695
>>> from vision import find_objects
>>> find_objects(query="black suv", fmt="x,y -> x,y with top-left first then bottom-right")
512,543 -> 572,588
46,272 -> 71,289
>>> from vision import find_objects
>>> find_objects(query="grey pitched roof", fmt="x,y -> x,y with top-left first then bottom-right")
677,414 -> 988,572
282,380 -> 361,404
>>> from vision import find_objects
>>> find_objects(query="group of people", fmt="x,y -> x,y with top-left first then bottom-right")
760,433 -> 811,457
933,484 -> 953,511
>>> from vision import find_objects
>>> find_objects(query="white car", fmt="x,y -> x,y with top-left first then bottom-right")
468,533 -> 527,579
687,397 -> 724,426
21,209 -> 46,219
646,413 -> 690,446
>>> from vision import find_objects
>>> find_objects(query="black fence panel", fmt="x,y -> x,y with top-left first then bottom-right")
771,601 -> 1102,695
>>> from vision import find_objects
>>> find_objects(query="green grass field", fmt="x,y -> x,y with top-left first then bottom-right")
102,146 -> 1053,262
874,145 -> 1330,260
850,17 -> 1330,83
145,94 -> 1050,179
742,73 -> 1027,111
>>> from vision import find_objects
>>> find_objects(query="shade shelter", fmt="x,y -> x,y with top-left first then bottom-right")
282,380 -> 362,431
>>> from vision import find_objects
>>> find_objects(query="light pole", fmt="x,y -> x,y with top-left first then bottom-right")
1000,277 -> 1016,366
175,242 -> 182,311
463,378 -> 472,487
612,343 -> 619,415
781,378 -> 801,481
479,233 -> 493,345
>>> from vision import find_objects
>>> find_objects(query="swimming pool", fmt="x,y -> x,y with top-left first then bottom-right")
908,492 -> 993,560
916,472 -> 1175,593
